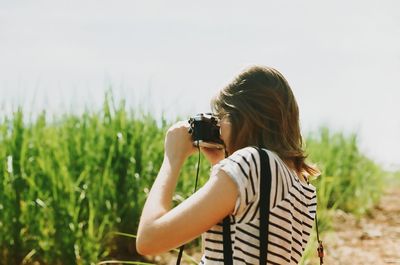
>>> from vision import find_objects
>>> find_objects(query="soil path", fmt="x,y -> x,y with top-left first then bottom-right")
307,187 -> 400,265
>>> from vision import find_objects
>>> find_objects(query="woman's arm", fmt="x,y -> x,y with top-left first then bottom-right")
136,122 -> 237,255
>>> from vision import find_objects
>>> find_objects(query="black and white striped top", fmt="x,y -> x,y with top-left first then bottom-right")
200,147 -> 317,265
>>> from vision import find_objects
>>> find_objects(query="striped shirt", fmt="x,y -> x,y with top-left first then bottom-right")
199,147 -> 317,265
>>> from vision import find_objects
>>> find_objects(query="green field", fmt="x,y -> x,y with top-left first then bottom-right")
0,96 -> 393,265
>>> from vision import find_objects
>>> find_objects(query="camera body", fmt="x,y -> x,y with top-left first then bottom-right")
188,113 -> 224,149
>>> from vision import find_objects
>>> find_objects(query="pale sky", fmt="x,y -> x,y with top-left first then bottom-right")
1,0 -> 399,169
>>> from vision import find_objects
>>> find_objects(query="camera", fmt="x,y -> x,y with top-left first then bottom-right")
188,113 -> 224,149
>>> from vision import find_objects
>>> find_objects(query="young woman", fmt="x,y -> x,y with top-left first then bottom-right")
136,65 -> 319,264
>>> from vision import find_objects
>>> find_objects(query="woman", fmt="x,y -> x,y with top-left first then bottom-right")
136,65 -> 319,264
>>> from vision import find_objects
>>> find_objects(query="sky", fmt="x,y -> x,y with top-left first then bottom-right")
0,0 -> 399,169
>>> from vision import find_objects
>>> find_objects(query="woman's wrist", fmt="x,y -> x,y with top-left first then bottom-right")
163,153 -> 185,172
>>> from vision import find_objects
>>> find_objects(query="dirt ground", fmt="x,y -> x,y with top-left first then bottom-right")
306,187 -> 400,265
147,187 -> 400,265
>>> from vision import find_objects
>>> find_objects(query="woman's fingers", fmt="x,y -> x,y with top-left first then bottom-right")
164,121 -> 196,163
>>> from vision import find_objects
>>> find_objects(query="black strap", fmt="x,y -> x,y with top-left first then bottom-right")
222,216 -> 233,265
176,245 -> 184,264
176,145 -> 202,265
258,147 -> 271,265
222,147 -> 271,265
315,212 -> 324,264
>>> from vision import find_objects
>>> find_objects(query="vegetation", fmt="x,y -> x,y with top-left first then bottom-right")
0,96 -> 388,265
306,128 -> 384,231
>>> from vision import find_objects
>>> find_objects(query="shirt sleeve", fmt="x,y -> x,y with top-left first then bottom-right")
210,147 -> 259,216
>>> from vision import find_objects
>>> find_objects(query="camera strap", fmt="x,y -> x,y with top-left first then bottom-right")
176,145 -> 202,265
222,147 -> 271,265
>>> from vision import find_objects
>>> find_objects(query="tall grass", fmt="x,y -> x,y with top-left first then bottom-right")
0,96 -> 387,264
306,127 -> 384,231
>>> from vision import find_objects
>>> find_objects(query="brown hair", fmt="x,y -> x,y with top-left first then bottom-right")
212,65 -> 319,177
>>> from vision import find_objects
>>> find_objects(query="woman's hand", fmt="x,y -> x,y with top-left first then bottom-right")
164,121 -> 197,166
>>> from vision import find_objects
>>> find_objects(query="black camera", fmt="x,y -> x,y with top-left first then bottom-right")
188,113 -> 224,149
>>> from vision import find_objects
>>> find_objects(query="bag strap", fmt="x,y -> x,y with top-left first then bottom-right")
222,216 -> 233,265
222,147 -> 271,265
258,147 -> 271,265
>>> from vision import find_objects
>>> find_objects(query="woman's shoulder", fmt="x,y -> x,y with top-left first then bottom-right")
211,147 -> 261,182
226,146 -> 262,167
230,147 -> 309,186
229,146 -> 279,163
229,146 -> 272,157
225,146 -> 283,167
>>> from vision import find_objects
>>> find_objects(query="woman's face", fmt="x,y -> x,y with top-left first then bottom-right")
219,115 -> 232,154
